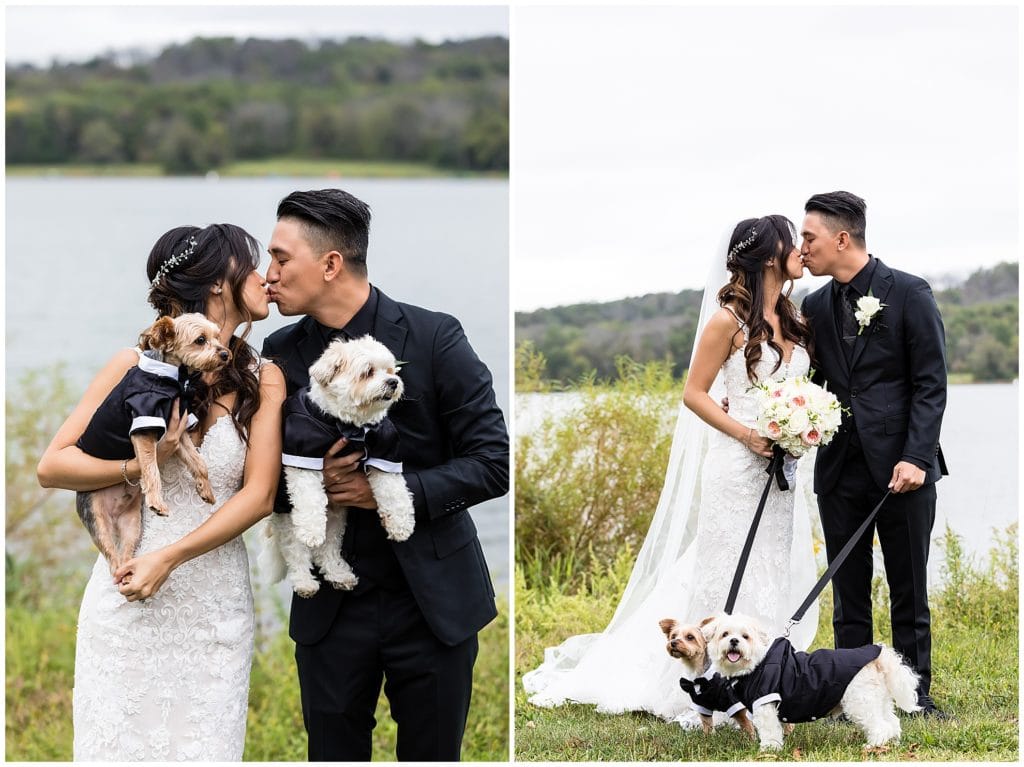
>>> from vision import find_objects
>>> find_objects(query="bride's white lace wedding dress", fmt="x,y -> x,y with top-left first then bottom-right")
523,313 -> 819,723
690,317 -> 810,628
73,412 -> 254,761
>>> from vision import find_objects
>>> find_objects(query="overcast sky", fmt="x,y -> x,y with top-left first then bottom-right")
4,4 -> 508,67
512,5 -> 1019,310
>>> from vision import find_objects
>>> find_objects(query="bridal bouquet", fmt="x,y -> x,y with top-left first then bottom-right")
753,374 -> 844,457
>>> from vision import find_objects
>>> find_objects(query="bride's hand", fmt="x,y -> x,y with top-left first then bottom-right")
741,428 -> 774,458
113,548 -> 177,602
155,402 -> 189,465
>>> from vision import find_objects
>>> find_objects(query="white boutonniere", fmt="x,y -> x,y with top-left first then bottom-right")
854,291 -> 885,335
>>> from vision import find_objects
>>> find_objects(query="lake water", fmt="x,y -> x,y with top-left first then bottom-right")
517,383 -> 1019,585
5,176 -> 510,591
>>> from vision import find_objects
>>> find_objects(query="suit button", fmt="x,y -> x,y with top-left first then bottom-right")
851,388 -> 858,397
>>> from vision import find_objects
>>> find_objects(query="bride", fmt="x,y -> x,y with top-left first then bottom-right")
523,215 -> 820,724
37,224 -> 286,760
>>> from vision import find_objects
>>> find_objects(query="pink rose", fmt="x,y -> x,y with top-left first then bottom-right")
766,421 -> 783,439
772,389 -> 783,398
801,428 -> 821,446
791,395 -> 806,407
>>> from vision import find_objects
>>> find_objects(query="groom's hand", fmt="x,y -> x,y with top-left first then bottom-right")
322,438 -> 378,509
888,461 -> 925,493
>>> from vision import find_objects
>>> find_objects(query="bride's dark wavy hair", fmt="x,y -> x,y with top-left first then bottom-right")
717,214 -> 813,384
146,224 -> 262,442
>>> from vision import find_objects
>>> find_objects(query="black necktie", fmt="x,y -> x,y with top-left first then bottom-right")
837,283 -> 858,348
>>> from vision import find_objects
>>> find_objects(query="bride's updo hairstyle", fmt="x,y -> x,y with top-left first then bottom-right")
717,214 -> 813,384
146,224 -> 263,440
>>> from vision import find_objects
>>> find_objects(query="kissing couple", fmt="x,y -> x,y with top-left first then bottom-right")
39,188 -> 509,761
524,190 -> 949,725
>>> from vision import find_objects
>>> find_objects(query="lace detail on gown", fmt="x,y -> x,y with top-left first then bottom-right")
73,414 -> 254,761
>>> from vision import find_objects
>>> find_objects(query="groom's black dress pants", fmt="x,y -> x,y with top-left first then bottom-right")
294,581 -> 478,761
818,433 -> 936,696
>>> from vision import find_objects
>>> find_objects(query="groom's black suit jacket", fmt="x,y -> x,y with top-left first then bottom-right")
802,258 -> 947,495
262,288 -> 508,647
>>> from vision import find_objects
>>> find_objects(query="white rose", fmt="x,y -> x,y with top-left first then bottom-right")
857,295 -> 882,315
786,409 -> 810,435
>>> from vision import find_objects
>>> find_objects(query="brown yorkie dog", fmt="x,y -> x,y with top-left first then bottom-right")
75,313 -> 231,572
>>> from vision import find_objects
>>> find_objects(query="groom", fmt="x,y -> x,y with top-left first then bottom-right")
799,191 -> 948,716
261,188 -> 509,760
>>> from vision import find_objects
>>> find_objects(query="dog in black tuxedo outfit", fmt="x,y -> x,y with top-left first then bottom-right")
263,335 -> 415,597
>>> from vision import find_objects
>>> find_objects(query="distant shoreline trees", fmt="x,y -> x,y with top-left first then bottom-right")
6,36 -> 509,174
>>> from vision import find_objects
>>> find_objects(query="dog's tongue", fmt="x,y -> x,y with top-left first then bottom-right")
727,650 -> 742,663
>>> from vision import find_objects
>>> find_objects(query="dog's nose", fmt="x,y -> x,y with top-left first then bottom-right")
385,377 -> 398,392
219,350 -> 230,362
729,637 -> 739,648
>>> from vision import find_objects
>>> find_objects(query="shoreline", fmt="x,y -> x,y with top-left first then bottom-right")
6,159 -> 508,180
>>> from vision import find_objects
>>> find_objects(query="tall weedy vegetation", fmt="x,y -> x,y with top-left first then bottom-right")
515,344 -> 678,588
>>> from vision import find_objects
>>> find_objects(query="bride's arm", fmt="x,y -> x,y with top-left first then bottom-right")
37,348 -> 188,491
113,362 -> 286,601
682,309 -> 773,458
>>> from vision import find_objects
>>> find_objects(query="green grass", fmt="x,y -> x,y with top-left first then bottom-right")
6,158 -> 507,179
5,583 -> 508,761
515,525 -> 1019,761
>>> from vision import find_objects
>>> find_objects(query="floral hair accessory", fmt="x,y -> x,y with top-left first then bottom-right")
151,236 -> 198,288
728,227 -> 758,262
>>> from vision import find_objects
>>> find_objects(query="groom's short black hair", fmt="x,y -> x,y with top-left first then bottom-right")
805,191 -> 867,248
277,189 -> 372,277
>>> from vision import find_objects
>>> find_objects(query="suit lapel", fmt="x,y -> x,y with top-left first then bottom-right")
849,259 -> 894,372
373,289 -> 408,360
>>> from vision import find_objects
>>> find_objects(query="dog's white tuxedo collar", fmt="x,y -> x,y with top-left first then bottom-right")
137,351 -> 180,380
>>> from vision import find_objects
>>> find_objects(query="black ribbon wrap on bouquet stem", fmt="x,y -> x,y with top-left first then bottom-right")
724,444 -> 787,615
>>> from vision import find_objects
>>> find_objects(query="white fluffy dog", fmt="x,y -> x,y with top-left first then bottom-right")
262,335 -> 415,597
703,613 -> 920,751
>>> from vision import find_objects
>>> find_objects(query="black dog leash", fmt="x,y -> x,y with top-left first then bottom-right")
783,489 -> 893,637
724,444 -> 789,614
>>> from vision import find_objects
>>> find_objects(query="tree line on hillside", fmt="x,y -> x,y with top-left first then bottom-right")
6,36 -> 508,174
516,261 -> 1019,384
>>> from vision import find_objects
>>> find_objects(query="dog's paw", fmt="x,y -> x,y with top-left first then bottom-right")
292,578 -> 321,598
195,478 -> 216,505
295,527 -> 326,548
383,522 -> 414,542
380,513 -> 415,542
758,738 -> 784,753
327,572 -> 359,591
148,498 -> 170,516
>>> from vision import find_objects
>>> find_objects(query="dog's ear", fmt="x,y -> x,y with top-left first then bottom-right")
658,618 -> 677,637
757,626 -> 771,648
309,342 -> 347,388
140,316 -> 176,351
699,616 -> 718,641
